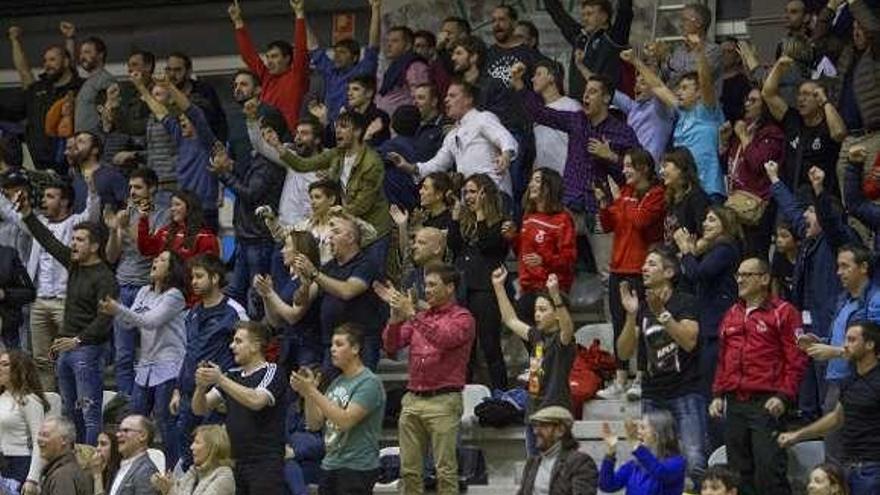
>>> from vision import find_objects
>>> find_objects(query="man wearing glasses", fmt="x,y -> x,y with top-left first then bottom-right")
105,415 -> 158,495
710,257 -> 808,495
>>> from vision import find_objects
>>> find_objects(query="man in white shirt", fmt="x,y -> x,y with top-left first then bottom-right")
391,80 -> 518,200
0,180 -> 99,391
106,415 -> 158,495
531,60 -> 581,176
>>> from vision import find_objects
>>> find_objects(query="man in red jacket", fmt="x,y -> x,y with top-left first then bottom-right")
710,256 -> 808,495
228,0 -> 309,131
377,261 -> 475,495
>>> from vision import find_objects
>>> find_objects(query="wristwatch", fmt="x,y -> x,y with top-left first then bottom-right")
657,311 -> 673,324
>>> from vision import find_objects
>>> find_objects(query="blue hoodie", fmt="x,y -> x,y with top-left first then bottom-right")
178,296 -> 248,396
162,105 -> 219,214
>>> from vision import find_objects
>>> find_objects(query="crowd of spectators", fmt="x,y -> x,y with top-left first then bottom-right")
0,0 -> 879,494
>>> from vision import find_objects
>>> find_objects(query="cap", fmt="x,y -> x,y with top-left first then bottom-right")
529,406 -> 574,427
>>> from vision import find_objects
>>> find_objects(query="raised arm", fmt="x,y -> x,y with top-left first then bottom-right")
490,268 -> 530,341
22,214 -> 71,268
693,36 -> 716,107
290,0 -> 309,81
761,56 -> 793,122
542,0 -> 583,44
623,50 -> 678,109
230,1 -> 269,80
132,75 -> 170,120
368,0 -> 382,49
7,27 -> 35,88
815,85 -> 847,143
60,22 -> 76,74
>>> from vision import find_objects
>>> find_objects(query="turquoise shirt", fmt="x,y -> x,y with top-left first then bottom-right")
673,103 -> 725,197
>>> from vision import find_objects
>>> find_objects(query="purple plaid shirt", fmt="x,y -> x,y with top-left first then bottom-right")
522,90 -> 638,212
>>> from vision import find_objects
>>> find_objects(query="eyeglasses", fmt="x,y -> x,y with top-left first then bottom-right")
735,272 -> 766,279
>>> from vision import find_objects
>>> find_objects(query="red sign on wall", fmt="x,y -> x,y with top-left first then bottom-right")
332,13 -> 355,44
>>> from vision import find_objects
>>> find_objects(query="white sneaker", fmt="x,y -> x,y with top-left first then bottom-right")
626,380 -> 642,401
596,382 -> 625,400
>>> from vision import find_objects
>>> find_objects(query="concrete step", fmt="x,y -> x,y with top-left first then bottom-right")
582,398 -> 642,421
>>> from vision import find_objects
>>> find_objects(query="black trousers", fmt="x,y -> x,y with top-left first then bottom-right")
466,290 -> 508,391
318,468 -> 380,495
608,273 -> 644,369
724,396 -> 791,495
234,458 -> 285,495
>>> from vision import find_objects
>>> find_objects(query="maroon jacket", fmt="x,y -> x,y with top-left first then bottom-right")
713,296 -> 808,402
383,302 -> 475,392
725,123 -> 785,200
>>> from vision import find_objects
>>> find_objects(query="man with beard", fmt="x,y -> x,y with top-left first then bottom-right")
164,52 -> 228,142
375,26 -> 430,116
104,168 -> 169,400
16,195 -> 118,446
230,0 -> 309,132
247,104 -> 321,228
483,5 -> 542,218
131,72 -> 223,231
228,69 -> 288,174
0,179 -> 99,390
58,23 -> 114,135
68,132 -> 127,214
517,406 -> 598,495
7,26 -> 82,173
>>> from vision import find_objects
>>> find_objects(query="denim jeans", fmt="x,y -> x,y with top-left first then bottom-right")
643,393 -> 708,486
847,462 -> 880,495
798,358 -> 829,422
285,459 -> 320,495
113,284 -> 141,397
226,239 -> 275,320
132,379 -> 180,469
57,344 -> 104,445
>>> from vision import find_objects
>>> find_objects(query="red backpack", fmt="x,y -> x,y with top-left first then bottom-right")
569,339 -> 617,419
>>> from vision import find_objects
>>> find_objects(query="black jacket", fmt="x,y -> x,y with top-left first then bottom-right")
0,244 -> 35,340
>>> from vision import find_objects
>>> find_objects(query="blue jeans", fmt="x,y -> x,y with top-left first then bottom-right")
226,239 -> 275,320
132,379 -> 179,470
643,393 -> 708,486
285,459 -> 321,495
848,462 -> 880,495
1,455 -> 30,484
113,284 -> 141,397
57,344 -> 104,445
798,359 -> 829,421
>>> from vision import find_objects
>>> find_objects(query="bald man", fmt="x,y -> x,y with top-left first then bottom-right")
404,227 -> 448,302
293,214 -> 385,370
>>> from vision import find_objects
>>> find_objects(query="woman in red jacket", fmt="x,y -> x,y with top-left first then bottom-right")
503,168 -> 576,323
721,86 -> 784,257
138,189 -> 220,261
596,148 -> 666,401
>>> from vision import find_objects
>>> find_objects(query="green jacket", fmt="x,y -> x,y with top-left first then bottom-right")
279,146 -> 391,237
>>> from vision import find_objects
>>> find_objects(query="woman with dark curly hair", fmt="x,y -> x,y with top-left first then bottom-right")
661,148 -> 709,247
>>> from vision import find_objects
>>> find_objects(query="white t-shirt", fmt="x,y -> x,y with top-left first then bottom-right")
533,96 -> 582,176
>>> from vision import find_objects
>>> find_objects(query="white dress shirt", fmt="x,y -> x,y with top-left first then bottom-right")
417,108 -> 518,195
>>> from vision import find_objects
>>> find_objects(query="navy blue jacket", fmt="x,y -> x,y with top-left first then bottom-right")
178,296 -> 247,396
377,135 -> 420,211
680,241 -> 739,340
773,181 -> 862,337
